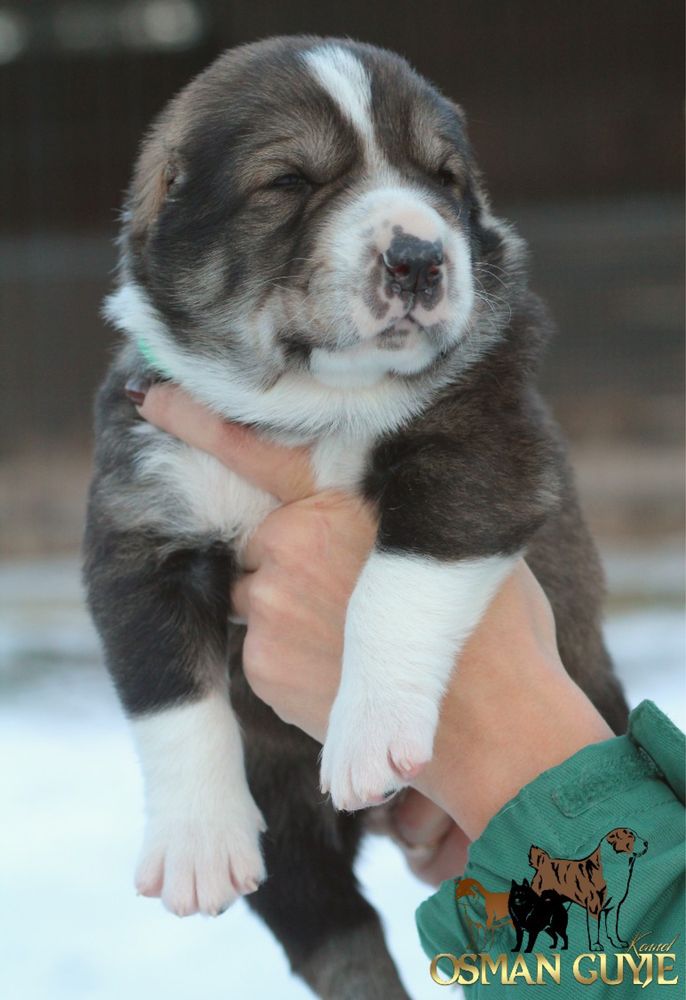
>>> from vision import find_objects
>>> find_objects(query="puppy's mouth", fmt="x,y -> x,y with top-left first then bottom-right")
306,318 -> 445,390
375,319 -> 418,349
339,318 -> 435,358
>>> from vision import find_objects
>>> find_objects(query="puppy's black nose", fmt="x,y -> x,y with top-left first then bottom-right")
382,234 -> 444,295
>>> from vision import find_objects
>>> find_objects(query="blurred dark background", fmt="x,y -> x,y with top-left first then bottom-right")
1,0 -> 683,554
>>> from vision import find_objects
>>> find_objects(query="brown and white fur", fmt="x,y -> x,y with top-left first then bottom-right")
84,36 -> 629,998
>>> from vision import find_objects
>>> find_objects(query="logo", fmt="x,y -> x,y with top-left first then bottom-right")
429,827 -> 681,987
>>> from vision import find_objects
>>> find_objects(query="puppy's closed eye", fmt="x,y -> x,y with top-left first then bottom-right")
269,172 -> 313,190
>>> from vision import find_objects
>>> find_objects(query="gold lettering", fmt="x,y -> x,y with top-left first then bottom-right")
631,930 -> 681,956
640,955 -> 654,990
537,953 -> 561,984
481,953 -> 508,984
623,953 -> 652,988
599,953 -> 623,986
508,954 -> 535,985
430,954 -> 459,986
660,934 -> 680,953
574,954 -> 598,984
630,930 -> 651,956
457,953 -> 480,986
657,954 -> 679,986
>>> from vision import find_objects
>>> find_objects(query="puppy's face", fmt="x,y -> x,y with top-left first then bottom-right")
120,37 -> 524,394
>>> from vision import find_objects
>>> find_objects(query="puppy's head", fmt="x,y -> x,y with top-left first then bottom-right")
606,828 -> 649,858
108,36 -> 525,420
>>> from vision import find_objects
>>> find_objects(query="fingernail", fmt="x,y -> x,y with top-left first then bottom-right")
227,612 -> 248,627
125,377 -> 150,406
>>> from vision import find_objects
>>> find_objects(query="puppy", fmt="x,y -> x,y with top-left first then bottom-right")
530,828 -> 648,951
84,36 -> 629,998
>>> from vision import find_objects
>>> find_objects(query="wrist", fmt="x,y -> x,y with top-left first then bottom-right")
415,657 -> 613,841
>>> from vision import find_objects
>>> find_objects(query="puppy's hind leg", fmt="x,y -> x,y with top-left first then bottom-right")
243,746 -> 411,1000
84,528 -> 265,917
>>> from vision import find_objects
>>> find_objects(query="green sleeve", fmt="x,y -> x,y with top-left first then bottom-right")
415,700 -> 685,995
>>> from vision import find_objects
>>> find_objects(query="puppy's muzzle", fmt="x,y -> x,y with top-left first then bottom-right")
382,233 -> 444,304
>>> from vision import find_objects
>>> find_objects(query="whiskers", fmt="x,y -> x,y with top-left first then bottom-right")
474,260 -> 512,293
472,267 -> 512,329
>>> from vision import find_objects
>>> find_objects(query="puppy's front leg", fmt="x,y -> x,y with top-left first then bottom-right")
85,528 -> 265,916
319,548 -> 516,811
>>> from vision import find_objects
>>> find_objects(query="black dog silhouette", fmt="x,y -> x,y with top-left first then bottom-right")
508,879 -> 569,953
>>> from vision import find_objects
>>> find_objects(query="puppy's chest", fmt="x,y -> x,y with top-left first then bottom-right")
135,429 -> 374,552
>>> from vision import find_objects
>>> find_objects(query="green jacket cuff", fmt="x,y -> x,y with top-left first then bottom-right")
415,700 -> 685,993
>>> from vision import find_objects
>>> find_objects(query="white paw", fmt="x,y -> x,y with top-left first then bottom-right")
320,690 -> 438,811
135,791 -> 266,917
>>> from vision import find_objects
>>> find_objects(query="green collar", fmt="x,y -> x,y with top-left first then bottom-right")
135,336 -> 172,377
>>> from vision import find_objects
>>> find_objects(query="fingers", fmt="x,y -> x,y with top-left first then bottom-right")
391,790 -> 470,886
137,384 -> 315,502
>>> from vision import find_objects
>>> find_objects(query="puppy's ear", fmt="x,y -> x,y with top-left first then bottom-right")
511,879 -> 518,888
522,878 -> 529,888
128,138 -> 184,246
450,100 -> 467,126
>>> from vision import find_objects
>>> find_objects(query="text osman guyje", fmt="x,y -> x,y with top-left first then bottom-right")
430,942 -> 680,989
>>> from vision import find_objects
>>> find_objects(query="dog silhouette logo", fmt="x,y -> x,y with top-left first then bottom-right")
508,879 -> 569,953
454,826 -> 648,955
528,827 -> 648,952
455,878 -> 513,950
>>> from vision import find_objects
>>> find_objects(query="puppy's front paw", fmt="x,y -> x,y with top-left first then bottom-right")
135,790 -> 266,917
320,691 -> 437,811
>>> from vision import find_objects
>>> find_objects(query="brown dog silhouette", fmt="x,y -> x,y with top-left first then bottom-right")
529,828 -> 648,951
455,878 -> 512,930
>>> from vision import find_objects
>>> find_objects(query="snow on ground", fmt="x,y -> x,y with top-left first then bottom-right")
1,556 -> 684,1000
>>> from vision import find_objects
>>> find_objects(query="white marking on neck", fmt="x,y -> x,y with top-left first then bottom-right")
311,431 -> 373,492
105,282 -> 443,438
310,327 -> 438,389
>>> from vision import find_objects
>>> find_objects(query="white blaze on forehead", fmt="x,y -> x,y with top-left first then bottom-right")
303,45 -> 375,149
